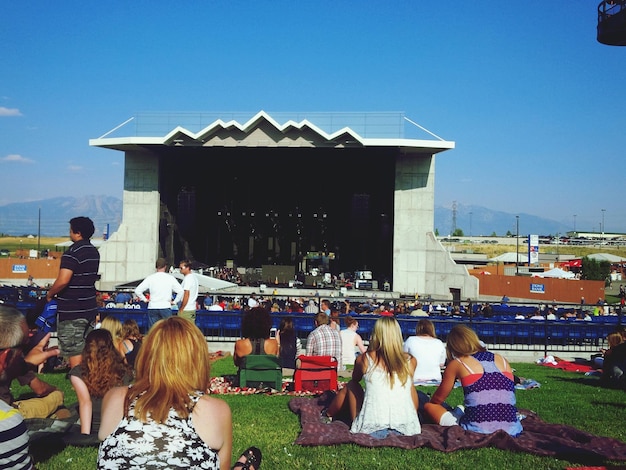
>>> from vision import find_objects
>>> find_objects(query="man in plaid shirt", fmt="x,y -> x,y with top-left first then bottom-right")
306,312 -> 342,369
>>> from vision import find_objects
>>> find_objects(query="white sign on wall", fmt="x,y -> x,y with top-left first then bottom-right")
528,234 -> 539,265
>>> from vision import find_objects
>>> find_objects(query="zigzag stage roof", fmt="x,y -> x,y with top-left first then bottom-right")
89,110 -> 455,153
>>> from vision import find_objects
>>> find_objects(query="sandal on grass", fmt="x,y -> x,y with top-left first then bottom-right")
232,446 -> 262,470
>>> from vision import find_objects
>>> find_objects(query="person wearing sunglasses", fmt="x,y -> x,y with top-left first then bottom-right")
0,304 -> 62,469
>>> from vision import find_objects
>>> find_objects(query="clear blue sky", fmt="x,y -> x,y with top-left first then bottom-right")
1,1 -> 624,233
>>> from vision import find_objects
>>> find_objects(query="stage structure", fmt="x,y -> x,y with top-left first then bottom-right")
90,111 -> 478,299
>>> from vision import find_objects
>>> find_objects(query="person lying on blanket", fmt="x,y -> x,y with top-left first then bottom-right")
424,325 -> 523,437
324,316 -> 421,438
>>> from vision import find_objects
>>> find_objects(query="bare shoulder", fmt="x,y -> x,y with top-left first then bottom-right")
493,353 -> 512,372
196,395 -> 231,420
103,386 -> 127,404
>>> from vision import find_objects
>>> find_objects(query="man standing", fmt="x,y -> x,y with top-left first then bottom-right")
320,299 -> 332,316
304,299 -> 319,314
46,216 -> 100,368
306,312 -> 342,369
175,259 -> 198,323
134,258 -> 183,329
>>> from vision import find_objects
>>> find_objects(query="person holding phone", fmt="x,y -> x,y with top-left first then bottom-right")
0,305 -> 66,421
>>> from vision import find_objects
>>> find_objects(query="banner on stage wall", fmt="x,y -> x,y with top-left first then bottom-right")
528,234 -> 539,265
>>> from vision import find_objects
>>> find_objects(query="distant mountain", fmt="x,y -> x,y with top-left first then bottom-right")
0,196 -> 568,238
435,203 -> 572,237
0,196 -> 122,237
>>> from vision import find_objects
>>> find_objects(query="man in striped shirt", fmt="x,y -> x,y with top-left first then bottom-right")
46,216 -> 100,368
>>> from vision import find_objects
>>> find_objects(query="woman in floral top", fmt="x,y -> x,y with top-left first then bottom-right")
97,317 -> 232,469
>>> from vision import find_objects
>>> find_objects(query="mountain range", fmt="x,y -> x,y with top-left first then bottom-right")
0,196 -> 570,237
434,204 -> 573,237
0,196 -> 122,237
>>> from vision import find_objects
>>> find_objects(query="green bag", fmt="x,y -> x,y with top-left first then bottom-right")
238,354 -> 283,390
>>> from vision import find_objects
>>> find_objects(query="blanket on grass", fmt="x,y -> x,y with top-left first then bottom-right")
536,356 -> 594,373
288,393 -> 626,462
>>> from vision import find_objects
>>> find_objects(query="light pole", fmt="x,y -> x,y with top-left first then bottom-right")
601,209 -> 606,236
515,216 -> 519,275
469,211 -> 473,237
573,214 -> 577,233
556,232 -> 559,262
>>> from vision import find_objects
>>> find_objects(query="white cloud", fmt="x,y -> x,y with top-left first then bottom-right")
0,107 -> 22,117
1,154 -> 33,163
67,165 -> 84,172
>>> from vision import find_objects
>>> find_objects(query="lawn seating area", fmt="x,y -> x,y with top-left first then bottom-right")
15,356 -> 626,469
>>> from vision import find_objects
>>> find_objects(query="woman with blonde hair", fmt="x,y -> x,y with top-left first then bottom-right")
424,324 -> 522,436
325,316 -> 421,437
403,318 -> 446,383
97,316 -> 262,470
100,316 -> 126,358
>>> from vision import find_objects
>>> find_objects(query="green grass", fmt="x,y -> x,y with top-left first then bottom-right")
13,360 -> 626,469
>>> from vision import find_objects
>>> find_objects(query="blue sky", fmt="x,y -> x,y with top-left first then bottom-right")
1,1 -> 624,234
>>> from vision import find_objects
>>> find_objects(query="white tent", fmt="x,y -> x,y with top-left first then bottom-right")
586,253 -> 626,263
171,271 -> 237,292
536,267 -> 576,279
489,252 -> 527,263
55,239 -> 106,248
116,272 -> 236,293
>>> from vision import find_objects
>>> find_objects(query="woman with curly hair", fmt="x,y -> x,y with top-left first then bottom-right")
233,307 -> 278,367
69,329 -> 132,435
98,316 -> 262,470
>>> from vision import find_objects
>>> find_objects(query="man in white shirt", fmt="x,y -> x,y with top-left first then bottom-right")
175,259 -> 199,323
135,258 -> 184,329
247,293 -> 260,308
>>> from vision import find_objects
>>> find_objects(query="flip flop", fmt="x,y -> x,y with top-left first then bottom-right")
232,446 -> 262,470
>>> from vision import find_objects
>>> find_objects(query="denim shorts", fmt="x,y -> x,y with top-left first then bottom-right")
57,318 -> 90,357
369,428 -> 402,439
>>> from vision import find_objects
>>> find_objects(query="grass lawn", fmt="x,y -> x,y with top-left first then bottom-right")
13,357 -> 626,470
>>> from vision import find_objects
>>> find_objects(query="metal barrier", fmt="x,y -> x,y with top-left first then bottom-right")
98,309 -> 621,354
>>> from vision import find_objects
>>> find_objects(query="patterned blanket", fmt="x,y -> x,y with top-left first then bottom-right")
288,392 -> 626,462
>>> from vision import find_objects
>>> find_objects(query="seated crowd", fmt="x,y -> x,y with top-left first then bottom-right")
3,291 -> 624,467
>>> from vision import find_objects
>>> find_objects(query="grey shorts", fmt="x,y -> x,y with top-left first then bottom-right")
57,318 -> 91,357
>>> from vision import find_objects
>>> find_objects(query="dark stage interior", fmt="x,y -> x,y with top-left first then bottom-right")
155,146 -> 396,281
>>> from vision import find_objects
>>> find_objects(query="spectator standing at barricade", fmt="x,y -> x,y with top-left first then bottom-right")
304,299 -> 319,314
306,312 -> 342,369
134,258 -> 183,329
248,293 -> 260,309
46,216 -> 100,368
175,260 -> 199,323
321,299 -> 332,316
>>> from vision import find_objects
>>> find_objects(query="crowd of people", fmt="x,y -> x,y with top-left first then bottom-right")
0,217 -> 263,469
2,215 -> 624,467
